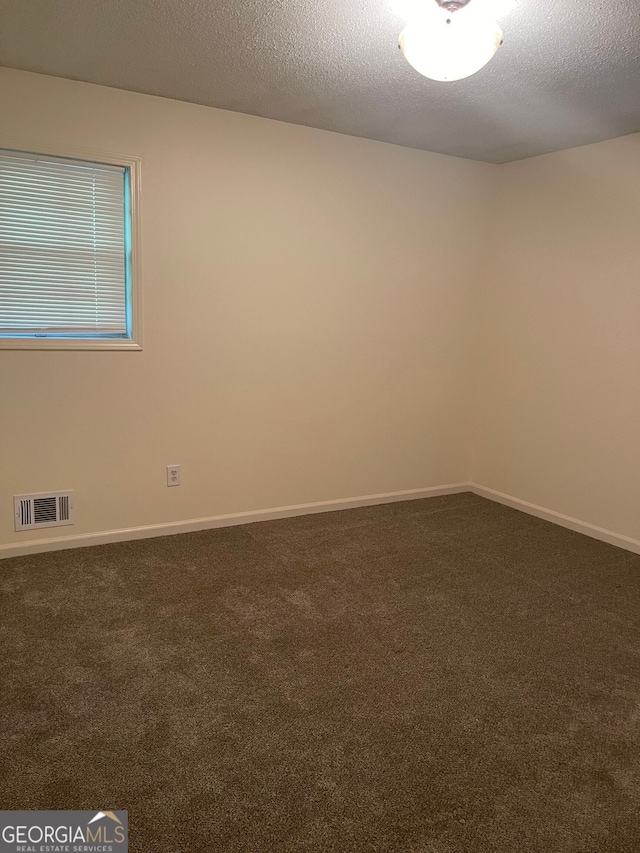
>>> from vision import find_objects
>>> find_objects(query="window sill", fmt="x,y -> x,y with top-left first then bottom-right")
0,338 -> 143,351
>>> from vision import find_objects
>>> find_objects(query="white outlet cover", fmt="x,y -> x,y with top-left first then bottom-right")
166,465 -> 181,486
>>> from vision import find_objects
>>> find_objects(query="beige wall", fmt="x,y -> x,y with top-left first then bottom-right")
472,134 -> 640,542
5,71 -> 637,553
0,69 -> 494,547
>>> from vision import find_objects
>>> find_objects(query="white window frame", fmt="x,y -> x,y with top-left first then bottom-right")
0,138 -> 142,351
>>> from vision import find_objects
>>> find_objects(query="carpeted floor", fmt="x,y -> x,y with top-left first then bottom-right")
2,492 -> 640,852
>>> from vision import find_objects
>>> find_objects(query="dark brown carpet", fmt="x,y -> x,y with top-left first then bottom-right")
2,492 -> 640,852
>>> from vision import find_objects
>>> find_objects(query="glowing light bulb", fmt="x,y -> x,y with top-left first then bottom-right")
399,4 -> 504,82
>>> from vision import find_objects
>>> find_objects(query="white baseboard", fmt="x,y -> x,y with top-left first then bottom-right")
470,483 -> 640,556
5,480 -> 637,560
0,483 -> 469,559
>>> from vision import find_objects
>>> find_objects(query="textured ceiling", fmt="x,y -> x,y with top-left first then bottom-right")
0,0 -> 639,162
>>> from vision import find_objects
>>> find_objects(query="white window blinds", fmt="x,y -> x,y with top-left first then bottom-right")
0,149 -> 130,338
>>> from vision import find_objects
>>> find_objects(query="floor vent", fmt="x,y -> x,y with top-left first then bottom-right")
14,491 -> 74,531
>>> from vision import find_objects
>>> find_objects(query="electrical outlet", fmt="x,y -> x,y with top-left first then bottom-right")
166,465 -> 181,487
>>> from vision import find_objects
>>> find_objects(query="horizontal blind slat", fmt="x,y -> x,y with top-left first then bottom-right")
0,147 -> 129,338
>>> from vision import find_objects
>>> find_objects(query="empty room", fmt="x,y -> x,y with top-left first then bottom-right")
1,0 -> 639,850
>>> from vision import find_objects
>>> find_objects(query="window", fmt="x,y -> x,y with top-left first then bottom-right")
0,146 -> 141,349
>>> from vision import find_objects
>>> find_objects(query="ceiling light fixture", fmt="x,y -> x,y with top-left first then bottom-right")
394,0 -> 517,83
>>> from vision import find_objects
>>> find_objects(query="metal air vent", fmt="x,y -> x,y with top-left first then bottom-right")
14,491 -> 74,531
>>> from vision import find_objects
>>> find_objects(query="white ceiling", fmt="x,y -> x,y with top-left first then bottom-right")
1,0 -> 639,163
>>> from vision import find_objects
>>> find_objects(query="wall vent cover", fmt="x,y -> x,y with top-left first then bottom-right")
14,491 -> 74,531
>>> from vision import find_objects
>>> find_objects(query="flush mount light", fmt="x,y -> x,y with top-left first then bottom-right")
394,0 -> 517,82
